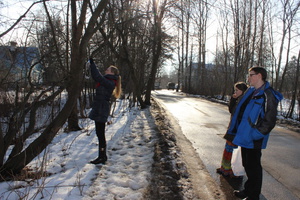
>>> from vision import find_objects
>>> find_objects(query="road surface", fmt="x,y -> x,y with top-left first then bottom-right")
152,89 -> 300,200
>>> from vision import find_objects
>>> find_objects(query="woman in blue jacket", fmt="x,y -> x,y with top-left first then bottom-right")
228,67 -> 282,200
88,59 -> 122,164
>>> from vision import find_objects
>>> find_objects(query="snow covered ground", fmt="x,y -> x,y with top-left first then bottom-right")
0,92 -> 298,200
0,100 -> 159,200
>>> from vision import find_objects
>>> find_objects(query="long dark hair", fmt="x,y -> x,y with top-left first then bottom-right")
235,82 -> 248,93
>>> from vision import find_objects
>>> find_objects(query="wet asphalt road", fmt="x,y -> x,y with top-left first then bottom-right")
152,90 -> 300,200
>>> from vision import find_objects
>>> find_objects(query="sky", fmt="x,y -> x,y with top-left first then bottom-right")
1,0 -> 299,75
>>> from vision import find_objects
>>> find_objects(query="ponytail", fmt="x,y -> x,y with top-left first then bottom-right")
113,75 -> 122,99
110,65 -> 122,99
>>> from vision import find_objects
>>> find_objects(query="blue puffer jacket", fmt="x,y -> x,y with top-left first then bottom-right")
88,61 -> 118,123
226,81 -> 283,149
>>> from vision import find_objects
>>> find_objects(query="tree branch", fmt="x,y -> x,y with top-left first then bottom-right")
0,0 -> 45,38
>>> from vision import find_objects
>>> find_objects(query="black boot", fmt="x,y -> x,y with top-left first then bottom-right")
90,148 -> 107,164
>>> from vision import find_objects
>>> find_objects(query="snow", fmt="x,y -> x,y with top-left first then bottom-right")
0,91 -> 299,200
0,100 -> 158,200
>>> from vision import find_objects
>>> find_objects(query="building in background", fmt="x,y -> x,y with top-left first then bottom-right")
0,41 -> 43,89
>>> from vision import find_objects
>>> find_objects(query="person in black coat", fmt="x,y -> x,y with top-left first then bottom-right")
217,82 -> 248,178
88,58 -> 122,164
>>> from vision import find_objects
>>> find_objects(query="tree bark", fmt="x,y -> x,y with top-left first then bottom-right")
144,0 -> 165,105
0,0 -> 109,176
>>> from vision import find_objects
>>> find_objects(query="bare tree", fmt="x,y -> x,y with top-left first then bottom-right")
192,0 -> 211,95
98,0 -> 150,108
0,0 -> 109,176
144,0 -> 169,105
217,0 -> 231,98
285,51 -> 300,119
171,0 -> 191,93
277,0 -> 300,92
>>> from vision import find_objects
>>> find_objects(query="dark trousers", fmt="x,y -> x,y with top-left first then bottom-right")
241,147 -> 262,200
95,121 -> 106,149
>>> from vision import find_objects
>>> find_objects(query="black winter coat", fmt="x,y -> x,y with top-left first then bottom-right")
88,61 -> 118,122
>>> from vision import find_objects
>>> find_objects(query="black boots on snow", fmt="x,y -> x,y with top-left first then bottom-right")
90,156 -> 107,164
90,148 -> 107,164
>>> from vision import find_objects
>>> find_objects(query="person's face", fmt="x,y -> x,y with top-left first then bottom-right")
234,87 -> 243,98
248,71 -> 261,87
105,67 -> 114,75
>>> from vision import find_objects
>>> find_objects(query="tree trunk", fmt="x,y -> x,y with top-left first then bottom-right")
0,77 -> 81,175
144,0 -> 166,105
67,102 -> 82,132
287,50 -> 300,119
0,0 -> 109,176
0,122 -> 3,166
144,28 -> 163,105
